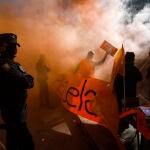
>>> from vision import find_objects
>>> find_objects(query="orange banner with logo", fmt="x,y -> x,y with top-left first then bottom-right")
61,75 -> 119,134
60,74 -> 125,150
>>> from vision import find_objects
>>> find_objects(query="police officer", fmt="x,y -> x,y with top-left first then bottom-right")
74,49 -> 112,78
0,33 -> 34,150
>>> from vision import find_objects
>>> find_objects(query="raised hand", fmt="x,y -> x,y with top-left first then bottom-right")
106,49 -> 112,55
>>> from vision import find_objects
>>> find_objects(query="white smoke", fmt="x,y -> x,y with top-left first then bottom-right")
0,0 -> 149,74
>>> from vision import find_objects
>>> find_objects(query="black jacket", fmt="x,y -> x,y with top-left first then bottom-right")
0,59 -> 34,123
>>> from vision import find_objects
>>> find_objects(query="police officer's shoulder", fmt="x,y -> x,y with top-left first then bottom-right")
14,61 -> 21,65
1,63 -> 11,71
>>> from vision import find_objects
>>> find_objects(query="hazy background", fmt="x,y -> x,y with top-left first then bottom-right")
0,0 -> 149,107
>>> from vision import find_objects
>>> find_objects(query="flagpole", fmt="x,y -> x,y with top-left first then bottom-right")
122,45 -> 126,112
123,76 -> 126,112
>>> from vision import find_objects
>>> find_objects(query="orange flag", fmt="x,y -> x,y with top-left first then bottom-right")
58,44 -> 125,133
117,44 -> 125,76
61,75 -> 119,134
54,43 -> 127,149
61,75 -> 125,150
56,44 -> 125,130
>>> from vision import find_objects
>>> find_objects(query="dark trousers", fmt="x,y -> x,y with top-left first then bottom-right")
6,122 -> 34,150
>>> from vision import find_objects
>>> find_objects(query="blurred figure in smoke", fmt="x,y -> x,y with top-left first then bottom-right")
36,54 -> 51,108
125,52 -> 143,97
115,52 -> 143,113
74,49 -> 112,78
0,33 -> 34,150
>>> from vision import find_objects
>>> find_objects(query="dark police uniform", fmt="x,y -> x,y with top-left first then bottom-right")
0,33 -> 34,150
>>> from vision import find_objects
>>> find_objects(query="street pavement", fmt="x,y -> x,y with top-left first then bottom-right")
1,97 -> 150,150
27,103 -> 120,150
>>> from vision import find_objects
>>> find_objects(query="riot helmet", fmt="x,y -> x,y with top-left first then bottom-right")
0,33 -> 20,59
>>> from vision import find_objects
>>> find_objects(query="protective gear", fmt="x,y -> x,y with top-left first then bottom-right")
0,33 -> 20,59
0,33 -> 20,47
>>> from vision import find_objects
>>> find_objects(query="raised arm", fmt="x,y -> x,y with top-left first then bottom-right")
94,49 -> 112,66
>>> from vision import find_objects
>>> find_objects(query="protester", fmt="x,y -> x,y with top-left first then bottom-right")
74,49 -> 112,78
0,33 -> 34,150
36,54 -> 51,108
115,52 -> 143,113
125,52 -> 143,97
